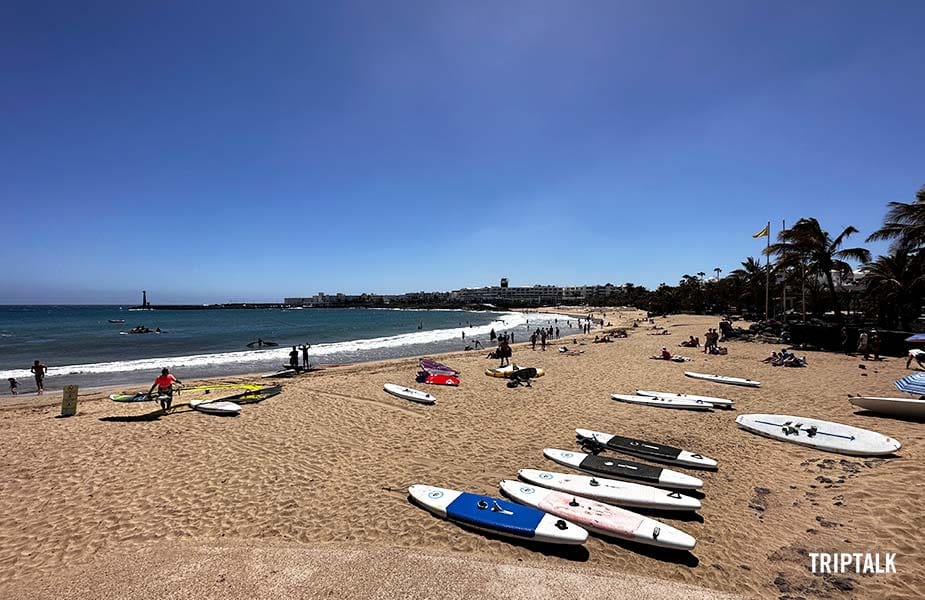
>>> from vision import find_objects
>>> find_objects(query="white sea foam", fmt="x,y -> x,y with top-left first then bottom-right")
0,311 -> 576,379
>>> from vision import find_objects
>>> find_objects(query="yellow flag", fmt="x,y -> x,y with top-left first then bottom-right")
752,224 -> 769,238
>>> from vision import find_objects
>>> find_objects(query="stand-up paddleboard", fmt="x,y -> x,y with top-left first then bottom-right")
408,484 -> 587,545
611,393 -> 713,411
848,397 -> 925,419
384,384 -> 435,405
736,414 -> 901,456
485,364 -> 546,378
575,429 -> 717,469
636,390 -> 734,409
685,372 -> 760,388
543,449 -> 703,490
517,469 -> 701,512
499,481 -> 696,551
109,393 -> 151,403
263,369 -> 297,378
189,399 -> 241,415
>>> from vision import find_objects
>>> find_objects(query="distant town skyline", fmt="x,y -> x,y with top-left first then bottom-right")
2,2 -> 921,304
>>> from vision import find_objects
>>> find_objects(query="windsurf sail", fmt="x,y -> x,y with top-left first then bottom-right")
420,358 -> 459,375
182,383 -> 264,393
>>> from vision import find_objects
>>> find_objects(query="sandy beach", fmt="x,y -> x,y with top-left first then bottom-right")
1,310 -> 922,599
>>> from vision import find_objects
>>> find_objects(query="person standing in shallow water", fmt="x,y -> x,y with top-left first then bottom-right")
31,360 -> 47,395
289,346 -> 300,369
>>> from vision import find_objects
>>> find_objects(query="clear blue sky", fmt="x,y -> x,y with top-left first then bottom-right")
1,1 -> 922,303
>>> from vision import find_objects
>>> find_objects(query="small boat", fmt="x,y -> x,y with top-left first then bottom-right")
108,319 -> 125,324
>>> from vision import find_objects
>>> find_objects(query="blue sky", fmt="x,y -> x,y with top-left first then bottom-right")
1,1 -> 923,303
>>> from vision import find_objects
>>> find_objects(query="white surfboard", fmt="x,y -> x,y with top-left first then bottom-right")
636,389 -> 734,409
685,371 -> 760,387
736,414 -> 901,456
499,480 -> 696,551
407,484 -> 587,545
517,469 -> 701,511
576,429 -> 717,469
189,399 -> 241,415
611,393 -> 713,411
384,384 -> 435,405
848,397 -> 925,419
543,449 -> 703,490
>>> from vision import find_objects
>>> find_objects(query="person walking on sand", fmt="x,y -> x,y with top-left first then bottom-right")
540,330 -> 547,351
869,331 -> 881,361
30,360 -> 47,395
8,378 -> 18,395
300,344 -> 310,369
531,331 -> 537,351
148,367 -> 182,412
857,330 -> 869,359
498,339 -> 512,367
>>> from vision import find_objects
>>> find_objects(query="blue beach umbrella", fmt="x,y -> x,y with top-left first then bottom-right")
895,373 -> 925,396
904,333 -> 925,344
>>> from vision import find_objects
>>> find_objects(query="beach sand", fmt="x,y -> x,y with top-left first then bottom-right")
1,311 -> 922,599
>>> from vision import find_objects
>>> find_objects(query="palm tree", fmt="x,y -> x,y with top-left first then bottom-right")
714,267 -> 722,280
862,250 -> 925,329
697,271 -> 706,281
866,185 -> 925,252
767,218 -> 870,318
730,257 -> 766,314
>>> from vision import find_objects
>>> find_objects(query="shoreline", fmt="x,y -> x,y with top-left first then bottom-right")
0,308 -> 591,400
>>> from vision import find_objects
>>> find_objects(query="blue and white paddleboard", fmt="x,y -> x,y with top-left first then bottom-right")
407,484 -> 587,545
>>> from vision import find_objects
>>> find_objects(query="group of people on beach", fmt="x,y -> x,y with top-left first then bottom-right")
529,327 -> 560,351
761,349 -> 807,368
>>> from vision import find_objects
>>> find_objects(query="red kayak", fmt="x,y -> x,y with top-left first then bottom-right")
423,373 -> 460,386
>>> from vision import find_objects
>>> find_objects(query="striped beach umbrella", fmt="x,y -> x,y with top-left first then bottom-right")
895,373 -> 925,396
905,333 -> 925,344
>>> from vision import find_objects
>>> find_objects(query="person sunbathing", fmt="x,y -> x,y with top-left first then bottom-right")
761,352 -> 780,363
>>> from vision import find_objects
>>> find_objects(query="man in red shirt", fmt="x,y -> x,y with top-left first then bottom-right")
148,368 -> 182,411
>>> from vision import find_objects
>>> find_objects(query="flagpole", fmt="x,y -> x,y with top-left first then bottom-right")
764,220 -> 770,321
781,219 -> 786,319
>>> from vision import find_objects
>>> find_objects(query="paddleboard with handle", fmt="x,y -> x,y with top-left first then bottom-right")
543,449 -> 703,490
517,469 -> 701,511
189,399 -> 241,415
636,389 -> 734,409
499,481 -> 696,551
735,414 -> 901,456
684,371 -> 760,388
848,397 -> 925,419
611,393 -> 713,411
408,484 -> 587,545
384,383 -> 435,405
575,429 -> 717,469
